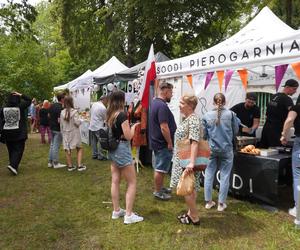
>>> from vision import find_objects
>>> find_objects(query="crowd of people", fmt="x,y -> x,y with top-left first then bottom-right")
1,77 -> 300,225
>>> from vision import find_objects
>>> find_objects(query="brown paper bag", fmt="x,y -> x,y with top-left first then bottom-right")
176,171 -> 195,196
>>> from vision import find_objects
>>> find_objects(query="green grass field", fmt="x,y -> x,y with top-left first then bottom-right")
1,134 -> 300,250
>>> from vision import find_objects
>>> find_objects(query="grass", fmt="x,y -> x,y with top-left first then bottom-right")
1,134 -> 300,249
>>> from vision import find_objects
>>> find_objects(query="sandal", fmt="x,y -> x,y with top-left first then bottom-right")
178,213 -> 200,226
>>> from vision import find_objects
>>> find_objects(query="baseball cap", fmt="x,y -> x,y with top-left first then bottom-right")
246,92 -> 257,102
283,79 -> 299,88
159,81 -> 173,89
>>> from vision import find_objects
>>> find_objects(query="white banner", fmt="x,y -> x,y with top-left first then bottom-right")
157,36 -> 300,79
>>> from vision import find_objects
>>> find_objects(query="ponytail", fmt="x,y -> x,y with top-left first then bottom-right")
213,93 -> 225,126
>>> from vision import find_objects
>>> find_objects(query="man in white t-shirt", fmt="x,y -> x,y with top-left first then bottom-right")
89,95 -> 108,160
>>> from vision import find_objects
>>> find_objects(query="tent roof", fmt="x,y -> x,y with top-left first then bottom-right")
53,83 -> 68,91
92,56 -> 128,78
68,56 -> 128,91
53,69 -> 93,91
156,7 -> 300,78
94,52 -> 170,85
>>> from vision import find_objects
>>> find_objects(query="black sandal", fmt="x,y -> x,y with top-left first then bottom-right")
178,214 -> 200,226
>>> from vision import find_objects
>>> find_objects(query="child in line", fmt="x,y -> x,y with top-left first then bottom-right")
60,96 -> 86,171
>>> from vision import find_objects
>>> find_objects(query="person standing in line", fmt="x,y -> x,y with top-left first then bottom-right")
39,100 -> 51,144
230,93 -> 260,137
281,103 -> 300,217
149,81 -> 177,201
107,90 -> 143,224
48,92 -> 66,169
202,93 -> 240,212
89,95 -> 108,160
260,79 -> 298,148
170,95 -> 202,225
29,98 -> 37,133
60,96 -> 86,172
0,92 -> 31,175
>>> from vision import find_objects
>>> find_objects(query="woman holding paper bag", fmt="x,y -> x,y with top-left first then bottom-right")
170,94 -> 209,225
202,93 -> 240,212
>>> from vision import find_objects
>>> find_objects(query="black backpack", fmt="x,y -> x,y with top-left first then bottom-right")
99,125 -> 119,151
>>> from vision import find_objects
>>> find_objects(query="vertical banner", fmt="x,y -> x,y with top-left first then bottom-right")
225,70 -> 234,92
275,64 -> 288,92
216,70 -> 225,92
186,74 -> 193,88
291,62 -> 300,80
238,69 -> 248,90
204,72 -> 214,90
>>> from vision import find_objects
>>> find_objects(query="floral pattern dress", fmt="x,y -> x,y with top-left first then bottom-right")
170,113 -> 203,191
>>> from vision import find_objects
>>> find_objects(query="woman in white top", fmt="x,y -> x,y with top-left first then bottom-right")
60,96 -> 86,171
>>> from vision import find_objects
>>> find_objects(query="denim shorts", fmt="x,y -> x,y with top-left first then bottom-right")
108,141 -> 133,168
153,148 -> 173,173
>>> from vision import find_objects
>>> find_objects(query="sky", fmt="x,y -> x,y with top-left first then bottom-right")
0,0 -> 42,6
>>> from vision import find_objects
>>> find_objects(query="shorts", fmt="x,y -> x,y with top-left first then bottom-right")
153,148 -> 172,173
108,141 -> 133,168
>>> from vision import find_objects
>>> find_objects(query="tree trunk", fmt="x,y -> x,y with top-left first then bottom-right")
286,0 -> 292,26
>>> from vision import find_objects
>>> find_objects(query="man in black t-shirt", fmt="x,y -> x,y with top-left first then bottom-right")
48,92 -> 66,168
260,79 -> 299,148
280,103 -> 300,217
231,93 -> 260,137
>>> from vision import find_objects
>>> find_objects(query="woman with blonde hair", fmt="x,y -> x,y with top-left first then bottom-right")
39,100 -> 51,144
202,93 -> 239,212
60,96 -> 86,171
107,90 -> 143,224
170,94 -> 203,225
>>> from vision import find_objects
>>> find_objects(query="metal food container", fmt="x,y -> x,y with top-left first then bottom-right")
235,136 -> 257,150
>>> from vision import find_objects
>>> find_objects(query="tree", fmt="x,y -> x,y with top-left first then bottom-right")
0,0 -> 37,38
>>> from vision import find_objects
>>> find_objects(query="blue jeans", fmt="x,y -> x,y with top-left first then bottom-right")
204,150 -> 234,204
90,130 -> 105,159
292,137 -> 300,206
48,130 -> 62,164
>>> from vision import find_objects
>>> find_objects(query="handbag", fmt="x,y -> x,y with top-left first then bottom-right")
176,116 -> 210,171
176,170 -> 195,196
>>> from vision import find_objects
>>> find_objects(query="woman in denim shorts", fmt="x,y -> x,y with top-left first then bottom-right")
106,90 -> 143,224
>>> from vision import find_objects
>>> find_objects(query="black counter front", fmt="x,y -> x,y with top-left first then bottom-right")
200,152 -> 292,205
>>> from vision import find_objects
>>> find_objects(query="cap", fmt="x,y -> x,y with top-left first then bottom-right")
159,81 -> 173,89
246,92 -> 257,101
283,79 -> 299,88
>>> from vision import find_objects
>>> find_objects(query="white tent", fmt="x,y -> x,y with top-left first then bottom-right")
53,69 -> 93,91
53,83 -> 68,91
71,56 -> 128,91
67,69 -> 93,91
156,7 -> 300,124
156,7 -> 300,79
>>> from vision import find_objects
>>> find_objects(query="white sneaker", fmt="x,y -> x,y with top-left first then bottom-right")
77,165 -> 87,171
53,163 -> 66,169
217,203 -> 227,212
124,213 -> 144,224
205,201 -> 216,209
112,208 -> 126,219
47,162 -> 53,168
289,207 -> 297,217
7,165 -> 18,175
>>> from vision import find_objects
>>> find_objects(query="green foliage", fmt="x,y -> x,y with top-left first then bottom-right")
0,0 -> 37,39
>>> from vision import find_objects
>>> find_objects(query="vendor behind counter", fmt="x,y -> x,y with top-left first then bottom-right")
260,79 -> 299,148
231,92 -> 260,137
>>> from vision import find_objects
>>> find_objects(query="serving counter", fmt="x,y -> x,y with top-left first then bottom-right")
200,152 -> 292,205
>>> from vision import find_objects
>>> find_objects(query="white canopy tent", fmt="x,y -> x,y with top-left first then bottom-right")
156,7 -> 300,79
72,56 -> 128,91
157,7 -> 300,124
67,69 -> 93,91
